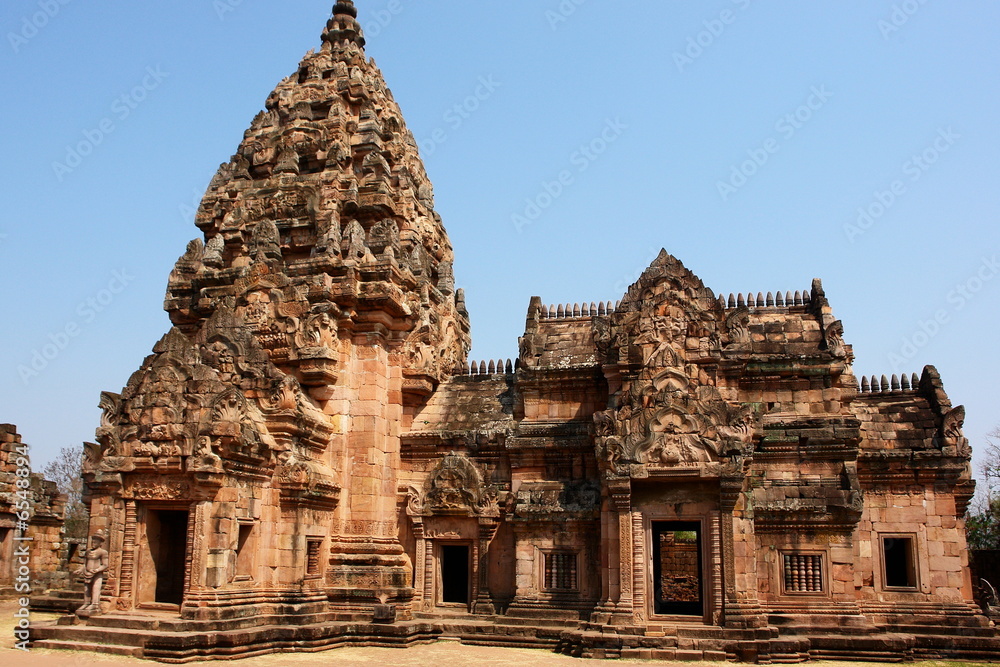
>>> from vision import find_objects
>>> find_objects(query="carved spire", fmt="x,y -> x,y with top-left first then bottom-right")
167,0 -> 470,382
324,1 -> 366,48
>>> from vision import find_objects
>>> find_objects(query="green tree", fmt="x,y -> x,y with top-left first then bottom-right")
967,427 -> 1000,550
40,445 -> 88,539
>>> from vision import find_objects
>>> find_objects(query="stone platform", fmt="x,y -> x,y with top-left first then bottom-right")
29,607 -> 1000,663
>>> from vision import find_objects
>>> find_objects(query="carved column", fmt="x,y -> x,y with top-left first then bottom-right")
183,502 -> 196,601
709,510 -> 724,626
596,501 -> 614,613
631,510 -> 646,623
412,519 -> 425,608
608,480 -> 634,623
423,531 -> 434,609
473,518 -> 499,615
117,500 -> 137,611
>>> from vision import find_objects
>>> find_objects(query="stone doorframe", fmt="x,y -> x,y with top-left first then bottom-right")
117,500 -> 197,613
640,512 -> 723,625
410,515 -> 499,614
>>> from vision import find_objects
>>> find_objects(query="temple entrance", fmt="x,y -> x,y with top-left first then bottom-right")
138,509 -> 189,607
439,543 -> 470,606
652,521 -> 703,616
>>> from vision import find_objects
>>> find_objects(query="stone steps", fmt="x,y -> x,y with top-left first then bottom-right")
83,610 -> 337,633
29,609 -> 1000,663
620,648 -> 730,661
31,623 -> 166,647
30,639 -> 144,657
804,632 -> 914,662
30,588 -> 85,613
30,617 -> 444,662
911,633 -> 1000,656
890,623 -> 997,637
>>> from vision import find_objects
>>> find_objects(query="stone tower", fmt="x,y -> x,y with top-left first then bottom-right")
82,0 -> 469,618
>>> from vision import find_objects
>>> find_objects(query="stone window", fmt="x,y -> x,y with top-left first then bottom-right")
882,535 -> 917,589
543,551 -> 578,591
306,538 -> 323,577
235,522 -> 256,580
782,553 -> 824,594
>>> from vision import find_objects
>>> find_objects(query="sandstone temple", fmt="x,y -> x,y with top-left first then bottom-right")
29,2 -> 1000,661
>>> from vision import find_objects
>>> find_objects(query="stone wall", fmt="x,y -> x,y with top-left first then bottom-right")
0,425 -> 67,595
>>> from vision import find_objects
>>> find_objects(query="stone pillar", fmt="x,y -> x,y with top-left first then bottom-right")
473,519 -> 499,615
595,478 -> 632,623
720,474 -> 765,629
423,533 -> 435,609
616,494 -> 633,612
632,511 -> 646,623
117,500 -> 137,612
708,510 -> 724,626
411,519 -> 425,608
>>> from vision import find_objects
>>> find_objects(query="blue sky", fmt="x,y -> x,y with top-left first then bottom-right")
1,1 -> 998,483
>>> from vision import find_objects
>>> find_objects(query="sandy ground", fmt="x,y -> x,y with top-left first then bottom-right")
1,601 -> 994,667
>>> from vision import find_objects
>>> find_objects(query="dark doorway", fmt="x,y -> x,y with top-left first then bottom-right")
150,510 -> 189,605
440,544 -> 470,605
883,536 -> 917,588
652,521 -> 703,616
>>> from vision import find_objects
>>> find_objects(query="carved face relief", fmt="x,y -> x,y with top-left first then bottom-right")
203,341 -> 236,376
305,312 -> 337,349
423,455 -> 492,514
643,409 -> 717,466
243,290 -> 274,328
636,314 -> 686,367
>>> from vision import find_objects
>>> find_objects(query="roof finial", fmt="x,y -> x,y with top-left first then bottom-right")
324,1 -> 366,49
333,1 -> 358,19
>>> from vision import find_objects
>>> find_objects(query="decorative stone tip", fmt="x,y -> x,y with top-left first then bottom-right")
324,0 -> 366,49
333,1 -> 358,18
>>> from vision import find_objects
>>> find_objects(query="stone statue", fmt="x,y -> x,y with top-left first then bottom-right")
76,531 -> 109,617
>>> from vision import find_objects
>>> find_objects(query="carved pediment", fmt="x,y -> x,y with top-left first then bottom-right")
200,389 -> 274,464
515,480 -> 600,517
274,452 -> 340,507
411,453 -> 499,517
594,390 -> 760,476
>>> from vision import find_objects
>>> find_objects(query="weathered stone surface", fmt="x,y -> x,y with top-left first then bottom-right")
27,2 -> 998,663
0,424 -> 66,596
